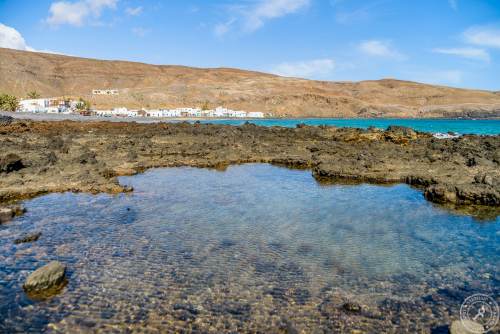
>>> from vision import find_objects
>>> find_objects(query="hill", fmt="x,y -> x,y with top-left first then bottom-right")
1,47 -> 500,118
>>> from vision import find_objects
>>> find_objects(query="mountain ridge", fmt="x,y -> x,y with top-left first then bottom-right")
1,47 -> 500,118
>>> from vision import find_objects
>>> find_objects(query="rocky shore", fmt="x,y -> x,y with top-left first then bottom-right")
1,117 -> 499,218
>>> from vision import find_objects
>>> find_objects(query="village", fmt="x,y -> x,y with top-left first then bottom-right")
16,91 -> 267,118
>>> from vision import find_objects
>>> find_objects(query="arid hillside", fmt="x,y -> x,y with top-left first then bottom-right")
1,47 -> 500,118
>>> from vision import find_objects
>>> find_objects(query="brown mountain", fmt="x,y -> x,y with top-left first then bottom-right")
1,47 -> 500,118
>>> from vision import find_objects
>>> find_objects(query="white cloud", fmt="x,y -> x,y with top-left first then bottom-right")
215,0 -> 310,36
0,23 -> 66,54
0,23 -> 35,51
126,6 -> 142,16
243,0 -> 310,32
271,58 -> 335,79
448,0 -> 458,11
433,47 -> 490,62
46,0 -> 118,27
214,19 -> 236,37
359,40 -> 404,59
463,26 -> 500,49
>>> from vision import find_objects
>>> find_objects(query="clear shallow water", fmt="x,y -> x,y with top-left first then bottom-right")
200,118 -> 500,135
0,164 -> 498,332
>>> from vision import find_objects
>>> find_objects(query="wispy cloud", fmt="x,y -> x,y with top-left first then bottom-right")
432,47 -> 490,62
214,19 -> 236,37
332,0 -> 387,25
448,0 -> 458,11
125,6 -> 142,16
270,58 -> 335,79
358,40 -> 405,59
214,0 -> 310,36
46,0 -> 118,27
463,26 -> 500,49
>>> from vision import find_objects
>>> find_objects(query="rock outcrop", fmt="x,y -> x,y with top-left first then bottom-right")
0,120 -> 498,218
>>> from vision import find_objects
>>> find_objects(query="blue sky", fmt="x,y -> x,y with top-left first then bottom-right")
1,0 -> 499,90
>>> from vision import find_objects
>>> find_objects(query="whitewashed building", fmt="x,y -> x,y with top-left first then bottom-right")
19,98 -> 72,113
247,112 -> 264,118
161,109 -> 182,117
19,98 -> 50,113
146,109 -> 163,117
92,89 -> 119,95
94,107 -> 137,117
210,106 -> 247,118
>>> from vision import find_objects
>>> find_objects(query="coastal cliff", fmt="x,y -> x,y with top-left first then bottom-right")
1,47 -> 500,118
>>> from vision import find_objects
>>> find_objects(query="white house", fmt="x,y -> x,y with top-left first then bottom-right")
127,110 -> 139,117
146,109 -> 163,117
175,107 -> 202,117
92,89 -> 119,95
19,98 -> 73,113
247,112 -> 264,118
94,106 -> 263,119
94,107 -> 135,117
46,107 -> 60,113
161,109 -> 182,117
210,106 -> 247,118
19,98 -> 50,113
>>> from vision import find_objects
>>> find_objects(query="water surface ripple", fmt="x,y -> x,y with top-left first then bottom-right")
0,164 -> 498,332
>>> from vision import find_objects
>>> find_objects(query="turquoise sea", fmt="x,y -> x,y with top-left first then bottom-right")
200,118 -> 500,135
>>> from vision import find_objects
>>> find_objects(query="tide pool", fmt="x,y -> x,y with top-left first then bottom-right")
0,164 -> 498,332
200,118 -> 500,135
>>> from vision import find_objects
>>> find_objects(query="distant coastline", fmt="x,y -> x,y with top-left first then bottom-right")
3,48 -> 500,119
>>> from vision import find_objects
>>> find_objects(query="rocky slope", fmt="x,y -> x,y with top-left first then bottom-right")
0,117 -> 498,219
1,47 -> 500,118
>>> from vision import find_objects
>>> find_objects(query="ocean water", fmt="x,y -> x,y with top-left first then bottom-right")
200,118 -> 500,135
0,164 -> 498,332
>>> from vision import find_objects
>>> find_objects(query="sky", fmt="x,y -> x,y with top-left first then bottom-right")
0,0 -> 499,90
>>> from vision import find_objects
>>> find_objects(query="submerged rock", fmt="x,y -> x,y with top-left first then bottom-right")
23,261 -> 67,296
14,232 -> 42,244
0,208 -> 14,224
342,302 -> 362,313
449,320 -> 484,334
0,205 -> 25,224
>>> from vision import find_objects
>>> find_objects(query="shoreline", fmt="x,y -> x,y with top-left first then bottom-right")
2,111 -> 500,123
1,117 -> 499,219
